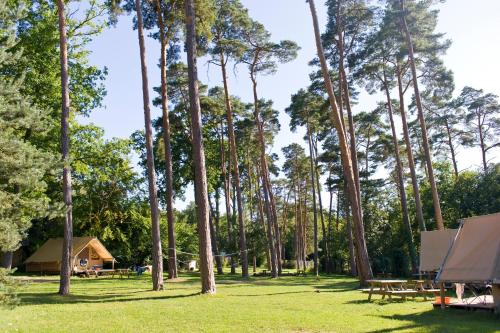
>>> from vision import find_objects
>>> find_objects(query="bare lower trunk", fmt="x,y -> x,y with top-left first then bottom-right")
308,0 -> 372,284
135,0 -> 163,291
57,0 -> 73,296
156,0 -> 177,279
307,123 -> 319,277
185,0 -> 216,294
256,180 -> 272,271
399,0 -> 443,230
313,139 -> 330,272
383,75 -> 417,273
251,74 -> 278,278
257,162 -> 278,277
208,197 -> 224,275
267,174 -> 282,275
220,52 -> 248,278
220,121 -> 236,274
396,65 -> 426,232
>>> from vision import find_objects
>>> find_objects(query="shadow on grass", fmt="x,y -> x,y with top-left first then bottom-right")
18,291 -> 200,306
228,290 -> 314,297
369,309 -> 500,333
365,309 -> 499,333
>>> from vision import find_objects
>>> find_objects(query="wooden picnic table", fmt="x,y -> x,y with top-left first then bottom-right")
364,279 -> 417,301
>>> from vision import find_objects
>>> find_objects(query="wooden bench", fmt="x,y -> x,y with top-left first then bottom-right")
386,290 -> 418,300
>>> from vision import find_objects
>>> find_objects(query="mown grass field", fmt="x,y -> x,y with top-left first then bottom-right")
0,272 -> 498,332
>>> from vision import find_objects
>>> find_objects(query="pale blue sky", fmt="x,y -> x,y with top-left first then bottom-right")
81,0 -> 500,207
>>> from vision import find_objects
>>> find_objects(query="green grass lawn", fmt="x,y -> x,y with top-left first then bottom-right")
0,272 -> 498,332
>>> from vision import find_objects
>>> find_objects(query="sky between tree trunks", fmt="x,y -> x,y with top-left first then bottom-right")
80,0 -> 500,209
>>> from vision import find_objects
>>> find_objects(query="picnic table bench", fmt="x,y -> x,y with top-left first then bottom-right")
363,280 -> 417,301
362,279 -> 441,301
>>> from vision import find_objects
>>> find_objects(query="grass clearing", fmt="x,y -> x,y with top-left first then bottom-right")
0,273 -> 498,332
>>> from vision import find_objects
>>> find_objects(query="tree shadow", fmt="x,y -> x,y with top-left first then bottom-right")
227,290 -> 314,297
365,309 -> 500,333
18,291 -> 200,306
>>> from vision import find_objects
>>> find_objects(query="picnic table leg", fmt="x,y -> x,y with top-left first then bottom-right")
368,284 -> 374,301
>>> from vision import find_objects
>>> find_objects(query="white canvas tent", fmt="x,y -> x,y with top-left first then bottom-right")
419,229 -> 458,273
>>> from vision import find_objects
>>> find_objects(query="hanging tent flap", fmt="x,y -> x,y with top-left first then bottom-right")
419,229 -> 458,272
438,213 -> 500,283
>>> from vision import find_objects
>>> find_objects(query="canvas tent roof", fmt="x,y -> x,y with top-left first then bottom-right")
437,213 -> 500,283
25,237 -> 114,263
419,229 -> 458,272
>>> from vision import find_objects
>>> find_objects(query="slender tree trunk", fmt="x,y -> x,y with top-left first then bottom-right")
156,0 -> 177,279
307,123 -> 319,277
135,0 -> 164,291
256,176 -> 272,271
219,52 -> 248,278
313,138 -> 329,271
399,0 -> 443,230
383,74 -> 417,273
267,175 -> 282,275
185,0 -> 216,294
251,73 -> 278,277
444,120 -> 459,178
220,121 -> 236,274
478,114 -> 487,171
208,196 -> 224,275
257,161 -> 278,277
307,0 -> 372,284
396,65 -> 426,232
57,0 -> 73,296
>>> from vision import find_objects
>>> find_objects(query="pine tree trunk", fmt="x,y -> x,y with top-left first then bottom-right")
184,0 -> 216,294
313,139 -> 330,272
57,0 -> 73,296
266,171 -> 282,275
383,75 -> 418,273
307,123 -> 319,277
219,52 -> 248,277
396,64 -> 426,232
156,0 -> 177,279
208,198 -> 224,275
399,0 -> 443,230
251,74 -> 278,277
444,120 -> 459,178
308,0 -> 372,284
135,0 -> 164,291
257,161 -> 278,277
478,114 -> 487,171
256,179 -> 272,271
220,121 -> 236,274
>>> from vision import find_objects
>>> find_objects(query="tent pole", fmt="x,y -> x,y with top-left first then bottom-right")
439,283 -> 446,309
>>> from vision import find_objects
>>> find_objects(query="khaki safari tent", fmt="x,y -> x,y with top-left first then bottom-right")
419,228 -> 458,273
25,237 -> 115,274
435,213 -> 500,312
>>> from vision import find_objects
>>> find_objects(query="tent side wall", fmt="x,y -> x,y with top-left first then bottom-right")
26,261 -> 61,273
